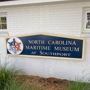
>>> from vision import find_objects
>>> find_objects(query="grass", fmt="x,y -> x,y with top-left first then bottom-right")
1,61 -> 90,90
67,81 -> 90,90
0,61 -> 21,90
4,81 -> 27,90
64,77 -> 90,90
0,61 -> 42,90
3,80 -> 39,90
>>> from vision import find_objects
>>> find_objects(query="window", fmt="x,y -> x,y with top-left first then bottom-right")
0,17 -> 7,29
0,12 -> 8,36
82,7 -> 90,33
0,12 -> 7,30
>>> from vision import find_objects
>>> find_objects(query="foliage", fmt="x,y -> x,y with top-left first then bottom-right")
4,80 -> 37,90
64,78 -> 90,90
0,61 -> 42,90
0,61 -> 22,90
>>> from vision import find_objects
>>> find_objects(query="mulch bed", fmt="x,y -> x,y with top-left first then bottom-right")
17,75 -> 69,90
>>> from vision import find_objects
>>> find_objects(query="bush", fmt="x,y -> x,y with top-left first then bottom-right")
68,82 -> 90,90
0,61 -> 42,90
0,61 -> 22,90
4,80 -> 36,90
64,77 -> 90,90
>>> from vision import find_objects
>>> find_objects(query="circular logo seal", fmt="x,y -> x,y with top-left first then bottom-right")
7,38 -> 24,54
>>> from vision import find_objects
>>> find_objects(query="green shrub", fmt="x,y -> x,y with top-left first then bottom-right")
4,78 -> 42,90
4,81 -> 25,90
68,82 -> 90,90
0,61 -> 42,90
64,77 -> 90,90
0,61 -> 22,90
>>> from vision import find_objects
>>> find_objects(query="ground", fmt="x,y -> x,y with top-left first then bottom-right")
18,75 -> 69,90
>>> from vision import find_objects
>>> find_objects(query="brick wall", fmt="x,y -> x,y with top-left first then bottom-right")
0,2 -> 90,81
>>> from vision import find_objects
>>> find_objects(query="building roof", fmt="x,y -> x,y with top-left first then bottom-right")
0,0 -> 90,7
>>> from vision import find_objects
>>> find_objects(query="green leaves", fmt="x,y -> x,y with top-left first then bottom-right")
0,61 -> 41,90
0,61 -> 22,90
64,78 -> 90,90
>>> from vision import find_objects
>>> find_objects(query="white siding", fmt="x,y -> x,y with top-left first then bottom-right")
0,2 -> 90,81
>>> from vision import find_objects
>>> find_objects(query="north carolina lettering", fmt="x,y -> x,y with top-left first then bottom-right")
28,40 -> 44,44
48,40 -> 76,45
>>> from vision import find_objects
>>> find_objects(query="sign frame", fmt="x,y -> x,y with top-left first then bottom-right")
5,33 -> 86,60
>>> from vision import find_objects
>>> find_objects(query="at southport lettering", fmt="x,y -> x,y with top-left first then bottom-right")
28,40 -> 77,45
30,51 -> 71,57
26,46 -> 79,52
40,51 -> 71,57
